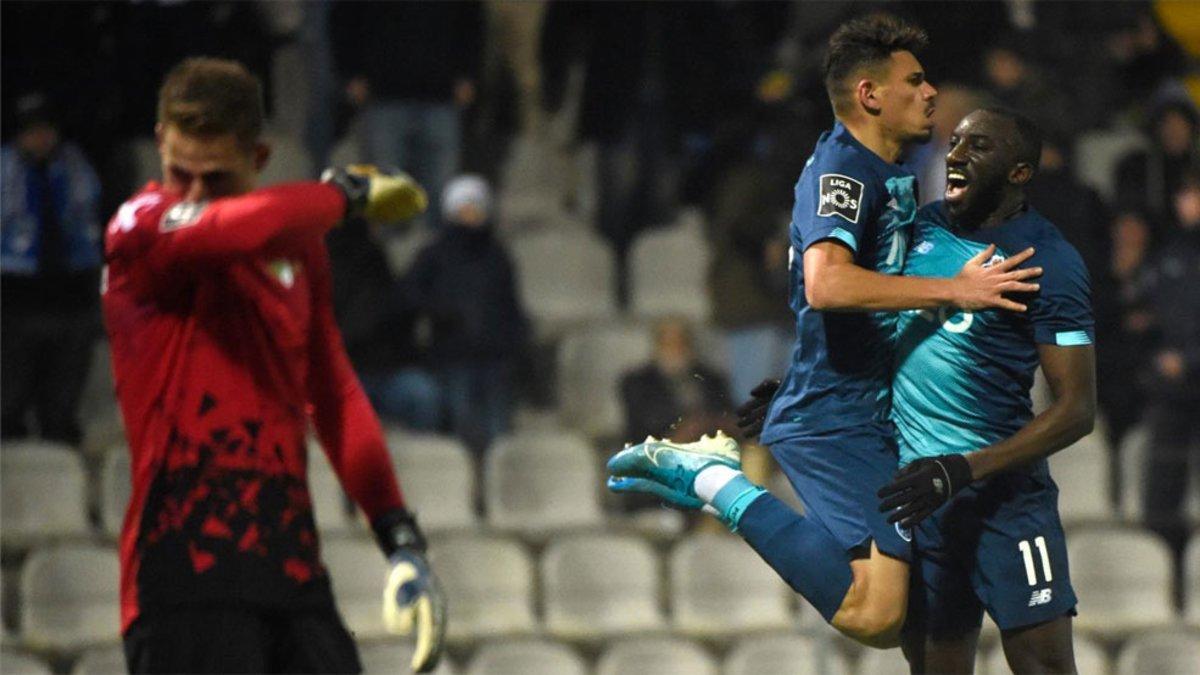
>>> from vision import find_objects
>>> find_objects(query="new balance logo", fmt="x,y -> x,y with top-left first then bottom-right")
1028,588 -> 1053,607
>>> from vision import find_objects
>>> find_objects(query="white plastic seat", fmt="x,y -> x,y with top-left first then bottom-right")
20,543 -> 120,650
99,446 -> 131,539
1048,432 -> 1114,524
465,639 -> 587,675
484,431 -> 602,536
71,644 -> 128,675
1073,129 -> 1148,202
0,650 -> 52,675
321,536 -> 391,640
723,634 -> 850,675
670,533 -> 792,636
542,533 -> 665,640
1186,534 -> 1200,625
856,648 -> 911,675
557,323 -> 652,439
1068,526 -> 1176,636
985,633 -> 1109,675
1115,630 -> 1200,675
596,637 -> 717,675
629,223 -> 711,322
306,440 -> 351,533
386,432 -> 477,532
428,534 -> 536,642
1,445 -> 89,547
1120,424 -> 1200,522
357,639 -> 457,674
510,228 -> 617,333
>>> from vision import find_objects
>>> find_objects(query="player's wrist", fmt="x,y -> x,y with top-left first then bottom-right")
371,508 -> 428,560
321,167 -> 370,221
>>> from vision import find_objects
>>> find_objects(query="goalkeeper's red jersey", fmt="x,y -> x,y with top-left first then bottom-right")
102,182 -> 404,632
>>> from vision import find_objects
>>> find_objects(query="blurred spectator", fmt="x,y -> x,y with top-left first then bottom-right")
404,175 -> 528,454
1138,168 -> 1200,570
1026,134 -> 1112,278
980,34 -> 1072,142
1106,8 -> 1189,111
332,2 -> 485,228
1114,98 -> 1199,238
326,217 -> 440,432
619,318 -> 731,444
1,93 -> 103,445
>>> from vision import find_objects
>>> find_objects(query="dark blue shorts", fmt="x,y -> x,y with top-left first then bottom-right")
769,422 -> 912,562
906,461 -> 1077,637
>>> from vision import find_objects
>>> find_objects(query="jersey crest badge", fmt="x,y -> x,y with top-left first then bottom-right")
160,201 -> 208,232
817,174 -> 864,224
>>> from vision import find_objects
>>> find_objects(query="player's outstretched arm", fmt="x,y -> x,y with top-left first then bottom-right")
804,241 -> 1042,312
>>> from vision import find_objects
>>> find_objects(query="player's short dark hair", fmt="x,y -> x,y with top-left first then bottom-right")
157,57 -> 264,148
979,106 -> 1042,172
823,13 -> 928,114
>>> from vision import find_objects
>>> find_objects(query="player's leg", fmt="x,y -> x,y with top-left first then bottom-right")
833,541 -> 910,648
271,605 -> 362,674
902,632 -> 981,675
999,615 -> 1076,674
123,607 -> 270,674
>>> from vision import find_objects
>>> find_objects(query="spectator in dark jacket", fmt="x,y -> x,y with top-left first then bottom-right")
1114,98 -> 1199,240
404,175 -> 528,454
1,93 -> 103,445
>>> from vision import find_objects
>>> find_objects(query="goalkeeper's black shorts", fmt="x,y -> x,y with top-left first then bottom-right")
123,605 -> 361,674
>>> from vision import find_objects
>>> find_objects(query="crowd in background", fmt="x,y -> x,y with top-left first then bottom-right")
3,0 -> 1199,568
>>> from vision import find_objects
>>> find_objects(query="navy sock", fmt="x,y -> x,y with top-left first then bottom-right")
736,492 -> 853,622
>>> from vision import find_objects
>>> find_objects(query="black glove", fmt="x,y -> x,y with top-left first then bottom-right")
734,378 -> 780,441
877,454 -> 973,528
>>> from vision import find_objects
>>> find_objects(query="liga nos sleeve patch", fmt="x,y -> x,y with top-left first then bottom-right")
160,200 -> 209,232
817,173 -> 864,224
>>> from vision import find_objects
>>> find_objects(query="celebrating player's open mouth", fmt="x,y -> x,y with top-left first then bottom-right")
945,166 -> 969,203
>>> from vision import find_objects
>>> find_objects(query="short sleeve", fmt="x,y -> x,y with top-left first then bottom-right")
791,158 -> 880,254
1029,241 -> 1095,347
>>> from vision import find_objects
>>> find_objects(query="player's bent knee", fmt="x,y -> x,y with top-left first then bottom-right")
835,603 -> 905,649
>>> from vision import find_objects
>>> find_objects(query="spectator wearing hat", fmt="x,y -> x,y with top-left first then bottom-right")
403,175 -> 529,454
1,93 -> 103,446
1115,98 -> 1200,239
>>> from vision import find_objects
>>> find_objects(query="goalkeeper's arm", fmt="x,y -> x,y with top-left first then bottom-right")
373,509 -> 447,674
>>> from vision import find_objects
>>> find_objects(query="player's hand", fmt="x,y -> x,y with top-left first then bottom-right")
952,245 -> 1041,312
372,510 -> 446,673
877,454 -> 972,528
322,165 -> 428,224
735,379 -> 780,441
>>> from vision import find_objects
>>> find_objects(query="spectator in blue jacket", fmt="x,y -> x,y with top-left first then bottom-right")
1,93 -> 103,445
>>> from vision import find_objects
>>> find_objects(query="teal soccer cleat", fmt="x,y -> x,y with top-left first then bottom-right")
606,431 -> 742,498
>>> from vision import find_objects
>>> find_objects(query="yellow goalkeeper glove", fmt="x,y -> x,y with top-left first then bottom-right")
373,510 -> 446,673
322,164 -> 428,223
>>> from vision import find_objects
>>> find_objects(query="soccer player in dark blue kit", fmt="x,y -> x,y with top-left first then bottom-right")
607,14 -> 1041,649
878,108 -> 1095,673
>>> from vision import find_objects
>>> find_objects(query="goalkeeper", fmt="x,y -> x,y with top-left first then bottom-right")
104,58 -> 444,673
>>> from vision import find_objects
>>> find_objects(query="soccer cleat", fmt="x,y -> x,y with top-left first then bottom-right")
606,431 -> 742,498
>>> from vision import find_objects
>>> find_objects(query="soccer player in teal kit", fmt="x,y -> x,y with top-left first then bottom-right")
878,108 -> 1095,673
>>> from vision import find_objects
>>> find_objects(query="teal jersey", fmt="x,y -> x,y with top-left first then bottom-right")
892,202 -> 1094,465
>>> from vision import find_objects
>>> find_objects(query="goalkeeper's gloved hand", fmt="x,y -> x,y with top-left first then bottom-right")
876,454 -> 973,529
734,378 -> 780,441
372,509 -> 446,674
322,165 -> 428,223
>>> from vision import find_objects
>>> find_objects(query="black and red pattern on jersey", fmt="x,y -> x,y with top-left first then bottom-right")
103,182 -> 405,632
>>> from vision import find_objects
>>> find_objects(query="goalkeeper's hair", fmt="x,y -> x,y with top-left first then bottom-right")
157,57 -> 264,148
824,13 -> 928,116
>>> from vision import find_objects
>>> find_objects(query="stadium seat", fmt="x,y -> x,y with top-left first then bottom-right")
1119,424 -> 1200,522
629,222 -> 711,322
856,648 -> 911,675
669,533 -> 792,637
557,323 -> 653,439
427,534 -> 536,643
484,431 -> 603,537
723,634 -> 851,675
258,133 -> 314,185
985,633 -> 1109,675
71,644 -> 127,675
1187,534 -> 1200,625
19,543 -> 120,650
1073,129 -> 1148,203
0,650 -> 52,675
541,533 -> 665,640
595,637 -> 718,675
321,536 -> 391,640
305,439 -> 352,533
357,640 -> 457,675
510,228 -> 617,334
1048,432 -> 1114,524
385,432 -> 477,533
769,469 -> 806,516
1,444 -> 89,548
1115,630 -> 1200,675
1068,526 -> 1176,636
464,639 -> 587,675
99,445 -> 130,539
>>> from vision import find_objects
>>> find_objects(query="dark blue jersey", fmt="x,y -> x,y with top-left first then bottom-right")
892,202 -> 1094,465
762,123 -> 919,442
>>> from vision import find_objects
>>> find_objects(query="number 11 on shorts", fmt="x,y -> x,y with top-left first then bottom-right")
1018,536 -> 1053,586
